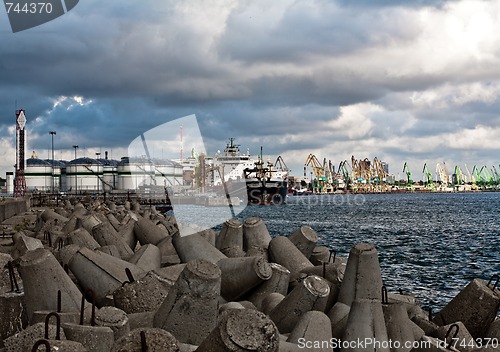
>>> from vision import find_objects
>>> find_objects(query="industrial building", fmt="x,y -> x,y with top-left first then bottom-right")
19,155 -> 183,194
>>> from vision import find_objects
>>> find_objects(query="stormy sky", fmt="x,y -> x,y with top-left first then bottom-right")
1,0 -> 500,180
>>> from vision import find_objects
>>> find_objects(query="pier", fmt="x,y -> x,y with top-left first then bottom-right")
0,197 -> 499,351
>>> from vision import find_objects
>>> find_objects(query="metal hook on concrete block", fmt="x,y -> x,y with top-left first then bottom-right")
7,261 -> 21,293
140,331 -> 148,352
31,339 -> 50,352
381,285 -> 388,304
445,323 -> 459,349
328,249 -> 336,263
57,237 -> 65,250
122,267 -> 136,287
43,231 -> 52,248
44,312 -> 61,340
57,290 -> 62,313
487,274 -> 499,291
80,288 -> 96,326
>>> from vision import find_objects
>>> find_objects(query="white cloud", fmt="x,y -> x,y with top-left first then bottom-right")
328,103 -> 379,139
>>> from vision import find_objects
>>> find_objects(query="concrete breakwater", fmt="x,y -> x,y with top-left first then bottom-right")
0,199 -> 499,351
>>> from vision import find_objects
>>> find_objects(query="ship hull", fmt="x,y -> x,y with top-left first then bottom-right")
246,178 -> 287,205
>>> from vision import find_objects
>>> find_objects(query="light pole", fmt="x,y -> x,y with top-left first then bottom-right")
49,131 -> 56,193
73,145 -> 79,195
96,152 -> 101,197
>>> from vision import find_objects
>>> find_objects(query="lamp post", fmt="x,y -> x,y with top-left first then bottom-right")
96,152 -> 101,197
49,131 -> 56,193
73,145 -> 79,195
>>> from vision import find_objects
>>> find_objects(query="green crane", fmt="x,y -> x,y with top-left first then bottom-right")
403,162 -> 413,191
492,166 -> 500,186
339,160 -> 352,191
480,166 -> 494,187
472,165 -> 483,187
422,163 -> 434,191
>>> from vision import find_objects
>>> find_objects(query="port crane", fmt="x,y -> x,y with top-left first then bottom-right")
436,162 -> 449,189
403,162 -> 413,191
464,164 -> 474,185
454,165 -> 464,188
491,166 -> 500,186
372,157 -> 388,192
338,160 -> 352,191
304,154 -> 329,193
422,163 -> 434,191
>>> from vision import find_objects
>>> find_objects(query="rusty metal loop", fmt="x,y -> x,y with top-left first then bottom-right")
487,274 -> 499,291
8,261 -> 21,293
445,323 -> 460,349
141,330 -> 148,352
122,267 -> 135,287
31,339 -> 50,352
381,285 -> 388,304
57,237 -> 65,250
80,288 -> 96,326
44,312 -> 61,340
328,249 -> 336,263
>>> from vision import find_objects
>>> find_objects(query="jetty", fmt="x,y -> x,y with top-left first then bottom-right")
0,197 -> 499,351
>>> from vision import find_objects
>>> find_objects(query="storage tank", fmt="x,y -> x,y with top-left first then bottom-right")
117,157 -> 155,191
152,158 -> 184,190
99,158 -> 119,192
25,158 -> 53,192
66,157 -> 102,193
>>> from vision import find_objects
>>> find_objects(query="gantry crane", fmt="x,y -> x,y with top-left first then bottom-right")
305,154 -> 328,193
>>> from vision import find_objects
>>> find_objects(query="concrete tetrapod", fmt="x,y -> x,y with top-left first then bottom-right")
382,301 -> 416,352
216,219 -> 244,258
432,278 -> 500,337
68,247 -> 146,306
247,263 -> 291,311
92,221 -> 134,259
16,248 -> 83,322
133,216 -> 168,245
172,232 -> 227,264
341,298 -> 390,352
217,256 -> 272,302
242,217 -> 272,252
111,328 -> 180,352
268,236 -> 313,282
328,242 -> 383,339
153,259 -> 221,345
196,308 -> 280,352
269,275 -> 330,334
288,225 -> 318,259
287,311 -> 332,352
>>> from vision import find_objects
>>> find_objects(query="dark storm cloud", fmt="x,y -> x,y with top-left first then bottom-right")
1,0 -> 500,176
218,0 -> 421,64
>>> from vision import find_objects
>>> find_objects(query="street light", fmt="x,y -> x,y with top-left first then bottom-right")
73,145 -> 79,195
96,152 -> 101,196
49,131 -> 56,193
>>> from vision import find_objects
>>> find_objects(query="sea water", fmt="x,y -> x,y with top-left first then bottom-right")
175,192 -> 500,311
